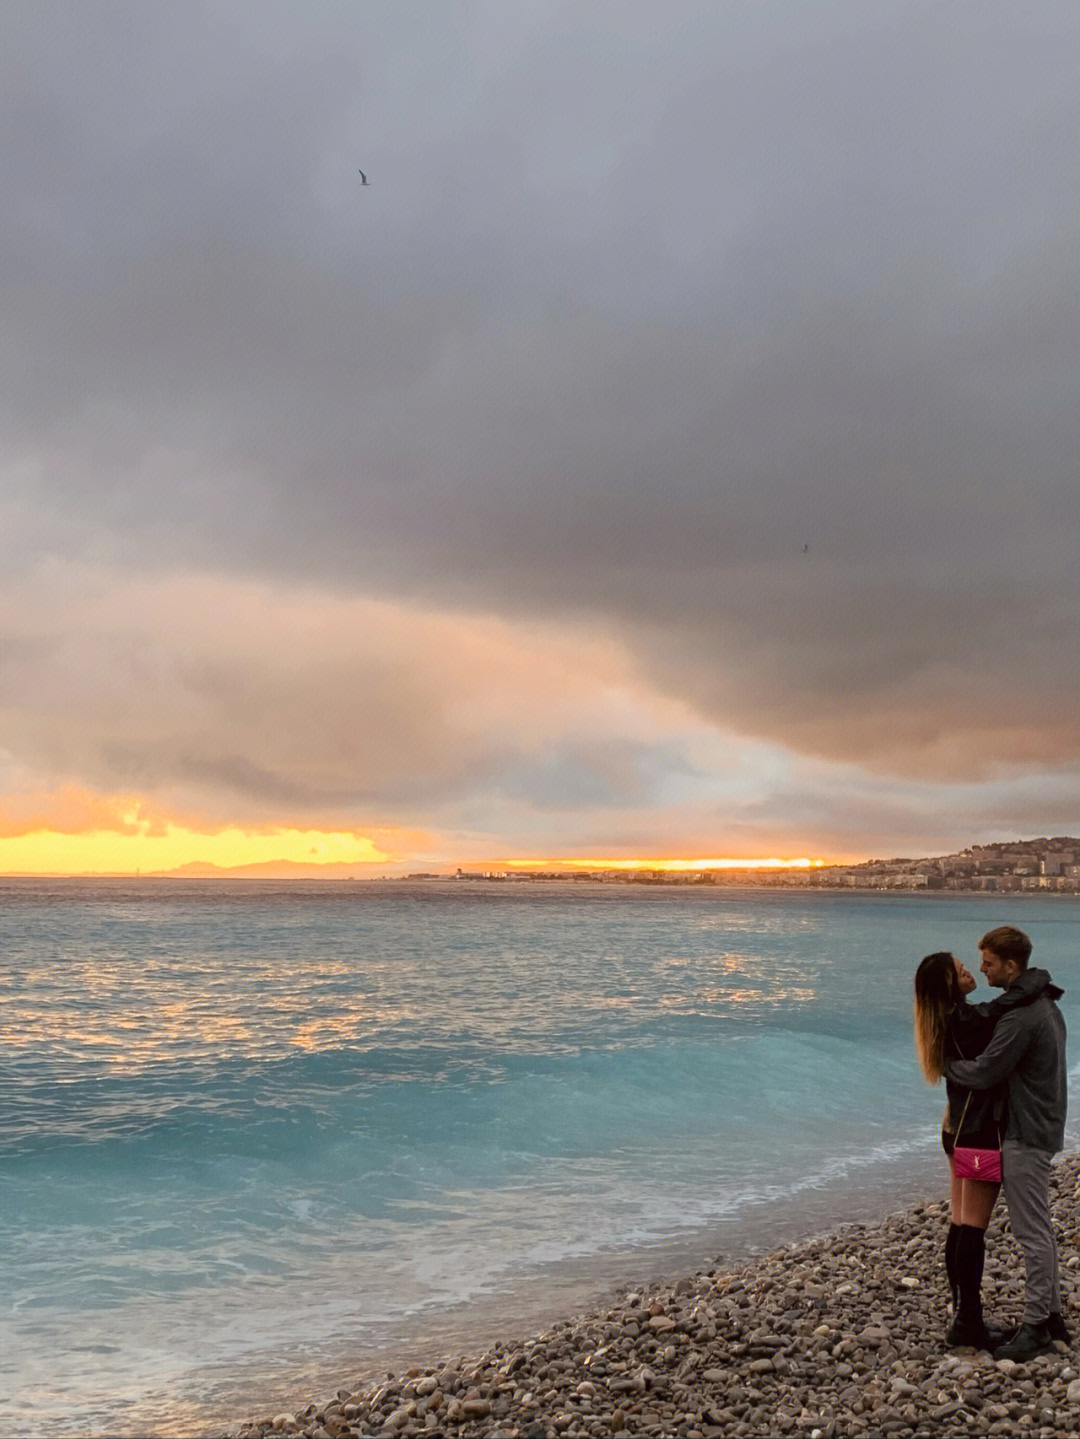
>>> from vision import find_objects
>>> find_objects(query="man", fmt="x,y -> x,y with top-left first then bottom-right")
945,925 -> 1068,1361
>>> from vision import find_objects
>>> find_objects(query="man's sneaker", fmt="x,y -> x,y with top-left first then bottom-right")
1047,1311 -> 1071,1344
993,1321 -> 1055,1362
946,1314 -> 993,1349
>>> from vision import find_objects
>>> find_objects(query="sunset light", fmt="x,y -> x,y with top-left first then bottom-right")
0,823 -> 825,877
0,820 -> 388,875
502,857 -> 823,872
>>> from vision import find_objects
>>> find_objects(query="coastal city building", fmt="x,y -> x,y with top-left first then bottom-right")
425,837 -> 1080,892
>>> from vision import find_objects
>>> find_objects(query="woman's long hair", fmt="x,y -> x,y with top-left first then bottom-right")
913,951 -> 963,1083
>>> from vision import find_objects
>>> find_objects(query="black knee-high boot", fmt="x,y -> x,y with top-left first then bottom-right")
945,1222 -> 962,1311
947,1225 -> 989,1347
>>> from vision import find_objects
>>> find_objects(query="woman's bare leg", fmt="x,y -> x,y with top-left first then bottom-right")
949,1157 -> 963,1221
958,1179 -> 1000,1229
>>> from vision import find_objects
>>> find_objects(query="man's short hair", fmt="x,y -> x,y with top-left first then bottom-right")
979,925 -> 1032,970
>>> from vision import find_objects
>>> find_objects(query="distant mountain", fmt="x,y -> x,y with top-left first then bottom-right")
152,859 -> 372,879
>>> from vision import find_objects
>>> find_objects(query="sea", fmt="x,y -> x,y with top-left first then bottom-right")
2,879 -> 1078,1437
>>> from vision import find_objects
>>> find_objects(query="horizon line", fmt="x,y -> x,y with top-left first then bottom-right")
0,835 -> 1070,880
0,855 -> 843,879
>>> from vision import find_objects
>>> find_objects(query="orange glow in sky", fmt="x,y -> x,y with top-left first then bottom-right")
501,857 -> 822,871
0,821 -> 389,875
0,836 -> 825,876
0,792 -> 827,875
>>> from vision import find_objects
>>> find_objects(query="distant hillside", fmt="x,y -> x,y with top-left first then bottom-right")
154,859 -> 371,879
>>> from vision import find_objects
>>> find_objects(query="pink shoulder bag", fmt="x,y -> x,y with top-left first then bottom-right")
951,1091 -> 1002,1183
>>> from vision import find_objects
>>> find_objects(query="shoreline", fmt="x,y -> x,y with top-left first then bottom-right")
222,1152 -> 1080,1439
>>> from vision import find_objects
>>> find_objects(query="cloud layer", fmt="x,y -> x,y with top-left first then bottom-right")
2,1 -> 1078,862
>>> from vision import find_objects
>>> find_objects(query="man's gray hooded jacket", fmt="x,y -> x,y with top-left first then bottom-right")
945,971 -> 1067,1153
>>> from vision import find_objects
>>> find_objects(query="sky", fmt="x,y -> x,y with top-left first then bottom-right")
1,0 -> 1078,875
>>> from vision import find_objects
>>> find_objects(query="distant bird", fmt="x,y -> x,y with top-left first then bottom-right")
803,543 -> 809,552
358,169 -> 370,186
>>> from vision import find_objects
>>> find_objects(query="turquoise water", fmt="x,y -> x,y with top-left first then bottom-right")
2,881 -> 1078,1435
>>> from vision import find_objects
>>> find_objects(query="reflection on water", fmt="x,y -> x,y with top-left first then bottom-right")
3,893 -> 834,1075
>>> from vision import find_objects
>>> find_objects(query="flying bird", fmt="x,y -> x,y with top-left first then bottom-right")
358,169 -> 370,186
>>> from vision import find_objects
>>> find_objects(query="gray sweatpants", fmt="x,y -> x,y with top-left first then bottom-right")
1002,1141 -> 1061,1324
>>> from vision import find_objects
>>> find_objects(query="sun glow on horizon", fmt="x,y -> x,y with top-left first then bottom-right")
0,822 -> 389,875
500,856 -> 825,871
0,792 -> 835,876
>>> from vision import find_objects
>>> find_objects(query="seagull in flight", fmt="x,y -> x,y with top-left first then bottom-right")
358,169 -> 370,186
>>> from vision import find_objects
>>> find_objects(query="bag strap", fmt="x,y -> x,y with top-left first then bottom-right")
953,1083 -> 1003,1152
949,1025 -> 972,1141
954,1090 -> 973,1141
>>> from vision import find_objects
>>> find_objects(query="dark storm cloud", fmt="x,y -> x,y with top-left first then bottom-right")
2,0 -> 1078,797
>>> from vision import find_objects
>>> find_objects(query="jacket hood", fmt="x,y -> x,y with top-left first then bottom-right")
1011,967 -> 1063,1003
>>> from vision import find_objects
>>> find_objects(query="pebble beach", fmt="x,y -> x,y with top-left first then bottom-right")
223,1151 -> 1080,1439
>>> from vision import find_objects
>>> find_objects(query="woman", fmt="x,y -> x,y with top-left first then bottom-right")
914,951 -> 1006,1349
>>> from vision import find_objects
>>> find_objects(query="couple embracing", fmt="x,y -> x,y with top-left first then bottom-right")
914,925 -> 1068,1362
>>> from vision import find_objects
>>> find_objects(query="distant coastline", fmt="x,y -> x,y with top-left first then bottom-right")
417,835 -> 1080,894
4,835 -> 1078,891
